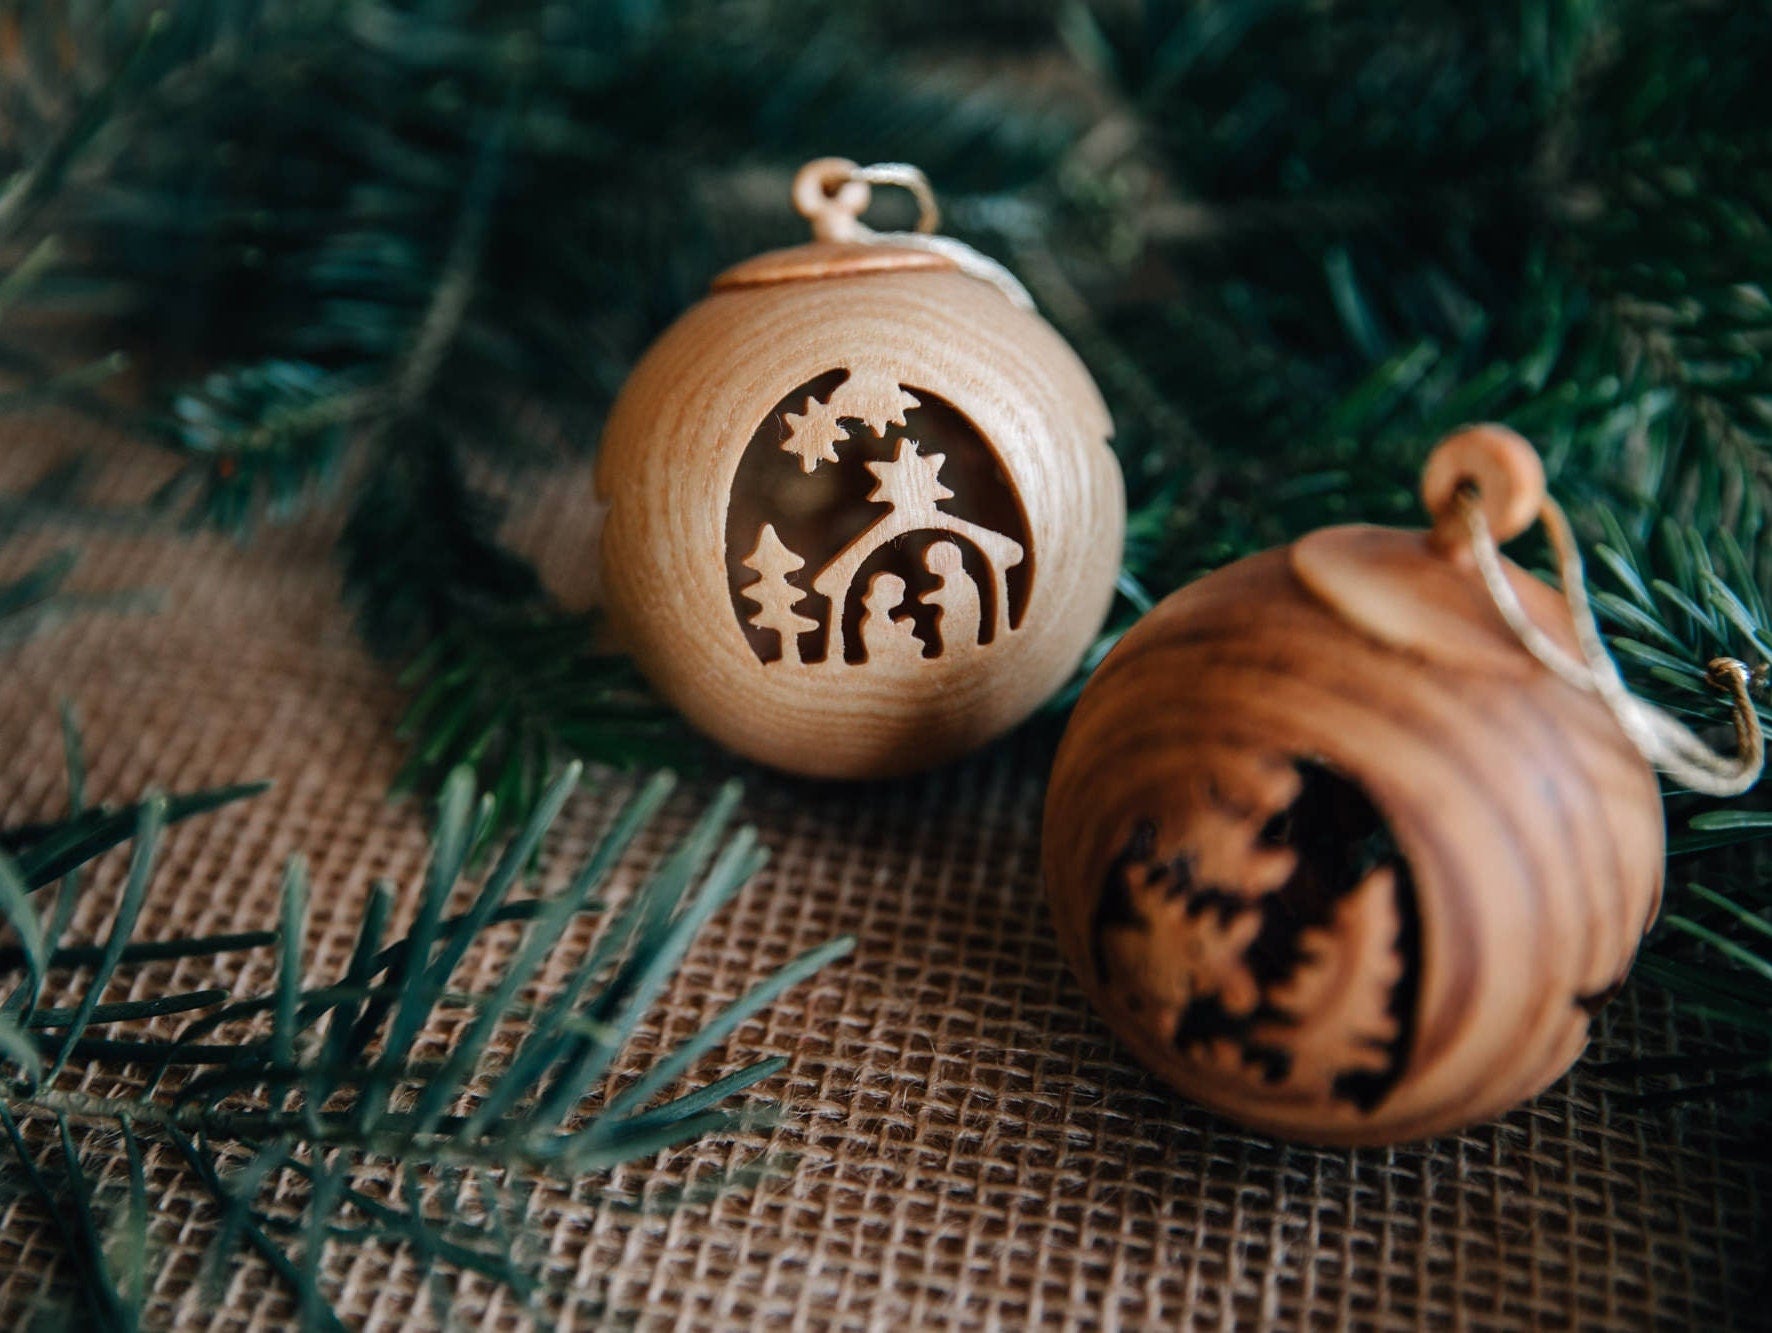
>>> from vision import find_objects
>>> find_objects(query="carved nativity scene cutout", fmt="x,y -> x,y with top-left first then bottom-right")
725,368 -> 1034,668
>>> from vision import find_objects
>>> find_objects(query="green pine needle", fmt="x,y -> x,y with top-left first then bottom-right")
0,724 -> 847,1322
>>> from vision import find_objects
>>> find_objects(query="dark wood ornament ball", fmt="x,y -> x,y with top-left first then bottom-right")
1043,426 -> 1665,1146
598,162 -> 1124,779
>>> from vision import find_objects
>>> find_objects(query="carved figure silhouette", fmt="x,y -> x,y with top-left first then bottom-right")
858,573 -> 926,666
921,540 -> 982,652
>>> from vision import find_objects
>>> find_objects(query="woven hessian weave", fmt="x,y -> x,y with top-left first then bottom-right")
1,416 -> 1767,1329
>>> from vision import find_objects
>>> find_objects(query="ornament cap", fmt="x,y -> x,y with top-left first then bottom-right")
718,157 -> 1037,308
712,240 -> 957,290
1289,422 -> 1575,675
1290,523 -> 1578,677
715,158 -> 959,290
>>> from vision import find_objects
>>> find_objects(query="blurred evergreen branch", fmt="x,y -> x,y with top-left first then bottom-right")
0,726 -> 848,1324
0,460 -> 158,651
0,26 -> 147,654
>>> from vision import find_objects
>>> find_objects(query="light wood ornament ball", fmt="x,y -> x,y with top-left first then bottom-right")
1043,426 -> 1666,1146
597,160 -> 1124,778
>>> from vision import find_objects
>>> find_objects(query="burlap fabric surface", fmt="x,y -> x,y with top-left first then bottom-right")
0,418 -> 1767,1330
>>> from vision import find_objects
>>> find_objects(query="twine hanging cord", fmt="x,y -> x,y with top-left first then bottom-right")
792,158 -> 1036,311
1456,484 -> 1765,797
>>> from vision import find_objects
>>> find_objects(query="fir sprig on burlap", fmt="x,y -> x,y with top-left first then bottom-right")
0,727 -> 850,1326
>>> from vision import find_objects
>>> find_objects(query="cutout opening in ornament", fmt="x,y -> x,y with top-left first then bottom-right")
1091,760 -> 1421,1113
725,369 -> 1033,668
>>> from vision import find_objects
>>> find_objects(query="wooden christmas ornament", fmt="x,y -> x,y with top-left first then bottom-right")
1043,426 -> 1763,1146
598,160 -> 1123,778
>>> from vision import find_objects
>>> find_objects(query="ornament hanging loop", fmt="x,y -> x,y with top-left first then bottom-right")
793,158 -> 939,241
1428,425 -> 1766,798
789,157 -> 1036,310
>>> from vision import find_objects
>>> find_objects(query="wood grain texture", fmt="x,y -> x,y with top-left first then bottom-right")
597,244 -> 1123,778
1043,524 -> 1665,1146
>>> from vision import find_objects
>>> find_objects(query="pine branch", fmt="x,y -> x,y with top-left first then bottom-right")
341,426 -> 695,831
154,360 -> 371,535
0,725 -> 850,1322
21,2 -> 1071,529
0,468 -> 155,649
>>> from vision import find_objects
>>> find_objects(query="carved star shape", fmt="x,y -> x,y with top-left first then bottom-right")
864,438 -> 953,512
781,396 -> 845,473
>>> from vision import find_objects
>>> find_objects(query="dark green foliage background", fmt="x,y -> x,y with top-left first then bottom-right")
3,0 -> 1770,1152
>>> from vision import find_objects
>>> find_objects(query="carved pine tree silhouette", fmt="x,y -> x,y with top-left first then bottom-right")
1254,864 -> 1404,1098
1091,760 -> 1413,1108
1099,851 -> 1264,1037
739,524 -> 819,664
812,438 -> 1023,661
780,370 -> 921,474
